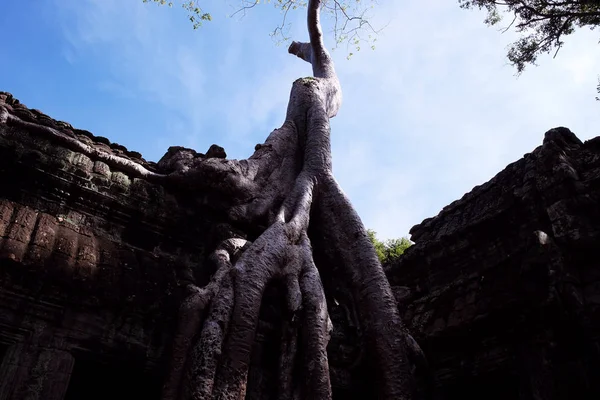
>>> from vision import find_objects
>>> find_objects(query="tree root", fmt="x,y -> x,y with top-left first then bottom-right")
1,0 -> 425,396
185,271 -> 234,399
0,105 -> 166,180
162,239 -> 248,400
316,175 -> 416,399
162,159 -> 420,400
298,247 -> 332,399
163,175 -> 335,400
160,0 -> 423,397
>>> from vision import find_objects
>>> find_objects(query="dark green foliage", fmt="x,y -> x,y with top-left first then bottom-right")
367,229 -> 412,265
460,1 -> 600,83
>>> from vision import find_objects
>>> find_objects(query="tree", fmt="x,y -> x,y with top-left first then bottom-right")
367,229 -> 412,265
384,237 -> 413,263
138,1 -> 421,399
0,1 -> 422,397
460,0 -> 600,94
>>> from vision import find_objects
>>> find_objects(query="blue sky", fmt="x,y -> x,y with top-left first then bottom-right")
1,1 -> 599,239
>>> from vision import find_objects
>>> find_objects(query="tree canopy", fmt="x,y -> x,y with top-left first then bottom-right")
460,0 -> 600,98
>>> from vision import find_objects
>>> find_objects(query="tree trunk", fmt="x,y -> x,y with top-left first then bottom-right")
155,1 -> 422,399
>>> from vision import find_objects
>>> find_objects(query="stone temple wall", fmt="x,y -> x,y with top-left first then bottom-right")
386,127 -> 600,399
0,92 -> 233,400
0,91 -> 599,399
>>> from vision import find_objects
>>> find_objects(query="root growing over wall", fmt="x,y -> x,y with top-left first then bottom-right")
158,1 -> 423,399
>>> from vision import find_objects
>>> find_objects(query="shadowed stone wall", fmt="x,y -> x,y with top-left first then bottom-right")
387,127 -> 600,399
1,91 -> 599,399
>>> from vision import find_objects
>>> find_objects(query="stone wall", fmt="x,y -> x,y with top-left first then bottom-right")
386,127 -> 600,399
0,92 -> 365,399
0,92 -> 233,400
1,91 -> 599,399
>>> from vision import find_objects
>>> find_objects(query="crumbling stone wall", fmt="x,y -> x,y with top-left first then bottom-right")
0,92 -> 234,400
1,91 -> 599,399
387,127 -> 600,399
0,92 -> 365,399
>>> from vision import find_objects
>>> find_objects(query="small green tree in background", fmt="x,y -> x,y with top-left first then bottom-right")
367,229 -> 412,265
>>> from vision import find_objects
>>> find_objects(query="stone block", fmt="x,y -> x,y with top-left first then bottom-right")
0,345 -> 74,400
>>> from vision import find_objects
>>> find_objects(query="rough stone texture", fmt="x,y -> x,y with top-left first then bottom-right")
0,90 -> 598,399
387,126 -> 600,399
0,92 -> 245,400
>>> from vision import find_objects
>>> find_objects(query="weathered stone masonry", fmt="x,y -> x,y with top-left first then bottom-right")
0,91 -> 599,399
388,127 -> 600,399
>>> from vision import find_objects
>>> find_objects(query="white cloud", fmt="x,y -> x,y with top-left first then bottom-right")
328,0 -> 600,239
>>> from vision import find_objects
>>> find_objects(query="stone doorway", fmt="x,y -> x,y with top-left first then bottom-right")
64,354 -> 162,400
439,370 -> 519,400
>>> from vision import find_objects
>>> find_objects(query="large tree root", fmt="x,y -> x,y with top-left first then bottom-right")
162,239 -> 248,400
163,170 -> 337,400
160,0 -> 423,398
0,1 -> 425,396
163,165 -> 418,399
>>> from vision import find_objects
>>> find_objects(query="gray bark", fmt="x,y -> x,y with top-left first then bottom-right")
0,2 -> 424,397
155,0 -> 420,398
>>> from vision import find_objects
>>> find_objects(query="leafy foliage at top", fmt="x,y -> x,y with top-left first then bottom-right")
367,229 -> 412,265
143,0 -> 212,29
143,0 -> 381,58
459,0 -> 600,99
460,0 -> 600,73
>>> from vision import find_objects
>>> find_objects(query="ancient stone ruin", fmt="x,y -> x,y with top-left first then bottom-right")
0,90 -> 599,399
